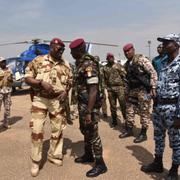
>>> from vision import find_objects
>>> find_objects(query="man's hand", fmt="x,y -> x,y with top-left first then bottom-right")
173,117 -> 180,129
85,114 -> 92,124
41,81 -> 54,94
150,88 -> 156,98
58,91 -> 68,102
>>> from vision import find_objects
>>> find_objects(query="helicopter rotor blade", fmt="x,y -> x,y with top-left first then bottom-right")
0,41 -> 29,46
44,40 -> 118,47
0,39 -> 118,47
87,42 -> 118,47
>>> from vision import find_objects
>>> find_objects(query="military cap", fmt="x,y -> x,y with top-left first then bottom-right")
106,53 -> 114,59
157,33 -> 180,46
69,38 -> 85,49
50,38 -> 65,47
123,43 -> 134,52
0,56 -> 6,62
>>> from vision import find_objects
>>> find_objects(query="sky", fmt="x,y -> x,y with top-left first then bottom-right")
0,0 -> 179,63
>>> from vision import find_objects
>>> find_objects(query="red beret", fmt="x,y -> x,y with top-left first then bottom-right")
106,53 -> 114,59
123,43 -> 134,52
50,38 -> 65,47
69,38 -> 85,49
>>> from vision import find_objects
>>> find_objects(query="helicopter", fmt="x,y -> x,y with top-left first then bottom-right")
0,38 -> 118,91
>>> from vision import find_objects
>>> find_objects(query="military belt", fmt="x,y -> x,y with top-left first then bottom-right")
37,91 -> 63,99
157,97 -> 178,105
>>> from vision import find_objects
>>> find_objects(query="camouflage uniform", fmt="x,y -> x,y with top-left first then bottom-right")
99,65 -> 107,116
125,54 -> 157,129
103,62 -> 126,122
75,54 -> 103,159
153,54 -> 180,164
25,54 -> 72,162
0,67 -> 13,127
70,64 -> 79,119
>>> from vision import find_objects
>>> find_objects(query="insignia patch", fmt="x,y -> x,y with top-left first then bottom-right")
86,66 -> 92,77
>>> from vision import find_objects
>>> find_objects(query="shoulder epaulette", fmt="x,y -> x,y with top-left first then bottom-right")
83,54 -> 95,61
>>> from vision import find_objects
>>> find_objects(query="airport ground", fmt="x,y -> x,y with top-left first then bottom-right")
0,88 -> 179,180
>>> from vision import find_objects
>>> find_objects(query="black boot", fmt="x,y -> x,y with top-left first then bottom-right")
165,163 -> 179,180
134,128 -> 147,143
141,154 -> 164,173
119,126 -> 133,138
74,153 -> 94,163
111,114 -> 117,127
86,157 -> 107,177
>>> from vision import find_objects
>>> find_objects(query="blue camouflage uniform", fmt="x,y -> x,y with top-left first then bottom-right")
153,53 -> 180,164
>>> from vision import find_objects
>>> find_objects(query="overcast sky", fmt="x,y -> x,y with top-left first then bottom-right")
0,0 -> 179,62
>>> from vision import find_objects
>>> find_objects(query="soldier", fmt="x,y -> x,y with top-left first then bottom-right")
0,57 -> 13,129
103,53 -> 126,126
141,33 -> 180,180
69,38 -> 107,177
94,56 -> 107,118
119,43 -> 157,143
25,38 -> 72,177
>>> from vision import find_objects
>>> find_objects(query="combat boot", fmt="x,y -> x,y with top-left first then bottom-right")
134,128 -> 147,143
30,161 -> 40,177
75,153 -> 94,163
165,163 -> 179,180
86,157 -> 107,177
111,114 -> 117,127
141,154 -> 164,173
3,122 -> 11,129
119,126 -> 133,138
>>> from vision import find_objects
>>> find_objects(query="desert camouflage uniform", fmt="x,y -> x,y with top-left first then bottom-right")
103,62 -> 126,120
75,53 -> 103,159
125,54 -> 157,129
25,54 -> 72,162
153,54 -> 180,164
0,67 -> 13,125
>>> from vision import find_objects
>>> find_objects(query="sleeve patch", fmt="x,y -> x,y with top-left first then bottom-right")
87,77 -> 99,84
85,66 -> 93,77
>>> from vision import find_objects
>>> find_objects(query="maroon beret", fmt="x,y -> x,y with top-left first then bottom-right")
69,38 -> 85,49
106,53 -> 114,59
123,43 -> 134,52
50,38 -> 65,47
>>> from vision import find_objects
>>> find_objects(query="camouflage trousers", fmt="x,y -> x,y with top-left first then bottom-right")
0,93 -> 11,123
107,87 -> 126,120
78,103 -> 103,158
153,104 -> 180,164
30,96 -> 66,162
101,91 -> 107,115
126,88 -> 151,129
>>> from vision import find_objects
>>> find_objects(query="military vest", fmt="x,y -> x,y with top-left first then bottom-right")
125,54 -> 151,90
75,54 -> 103,108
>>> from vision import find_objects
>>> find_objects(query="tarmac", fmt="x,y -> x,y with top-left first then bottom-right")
0,88 -> 179,180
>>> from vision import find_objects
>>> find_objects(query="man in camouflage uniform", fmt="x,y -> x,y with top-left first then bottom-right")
119,43 -> 157,143
94,56 -> 107,118
0,57 -> 13,129
141,34 -> 180,180
69,38 -> 107,177
103,53 -> 126,126
25,38 -> 72,177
